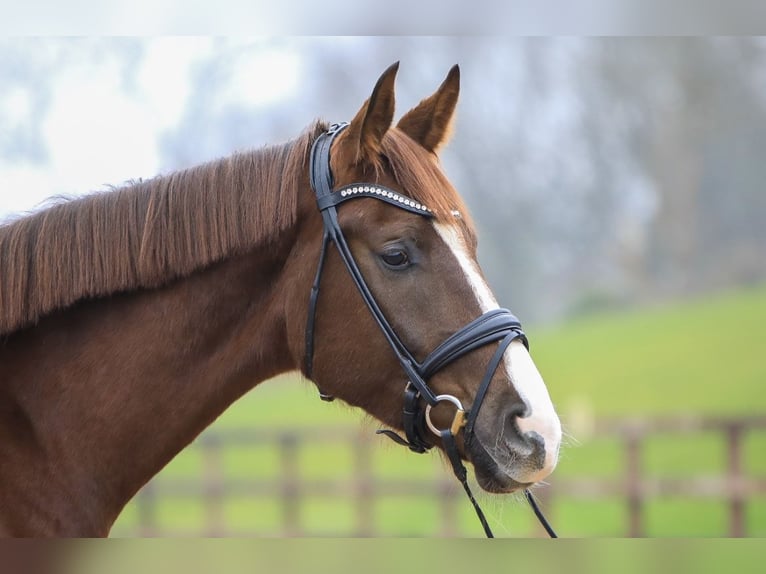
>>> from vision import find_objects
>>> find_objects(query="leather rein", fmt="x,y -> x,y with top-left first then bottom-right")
303,122 -> 557,538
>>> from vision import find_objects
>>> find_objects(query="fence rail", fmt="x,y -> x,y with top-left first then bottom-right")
126,415 -> 766,537
549,414 -> 766,537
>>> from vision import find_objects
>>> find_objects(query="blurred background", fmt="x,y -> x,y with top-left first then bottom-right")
1,37 -> 765,537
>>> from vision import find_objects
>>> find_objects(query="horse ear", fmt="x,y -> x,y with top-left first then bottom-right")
397,64 -> 460,154
341,61 -> 399,165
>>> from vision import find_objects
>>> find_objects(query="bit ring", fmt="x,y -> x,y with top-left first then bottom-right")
425,394 -> 467,436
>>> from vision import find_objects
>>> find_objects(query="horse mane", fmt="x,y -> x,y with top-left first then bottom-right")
0,122 -> 324,337
0,121 -> 469,338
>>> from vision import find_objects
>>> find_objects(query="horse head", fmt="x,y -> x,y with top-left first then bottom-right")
286,63 -> 562,493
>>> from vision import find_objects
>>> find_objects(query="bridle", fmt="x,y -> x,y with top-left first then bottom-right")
303,122 -> 557,538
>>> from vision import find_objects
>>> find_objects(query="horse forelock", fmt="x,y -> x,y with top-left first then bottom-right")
380,128 -> 473,233
0,122 -> 325,337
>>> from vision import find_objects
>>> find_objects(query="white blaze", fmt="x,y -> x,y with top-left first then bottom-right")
434,222 -> 562,482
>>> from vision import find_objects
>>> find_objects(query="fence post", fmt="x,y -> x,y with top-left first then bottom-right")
625,429 -> 643,537
533,483 -> 555,538
202,433 -> 225,536
353,430 -> 374,536
135,482 -> 156,537
438,478 -> 459,537
726,423 -> 744,537
280,431 -> 301,536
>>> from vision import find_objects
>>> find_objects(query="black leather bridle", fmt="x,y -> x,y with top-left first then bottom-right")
303,122 -> 557,538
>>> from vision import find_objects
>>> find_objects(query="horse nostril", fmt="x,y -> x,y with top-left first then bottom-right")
504,409 -> 546,466
521,430 -> 546,464
505,401 -> 529,422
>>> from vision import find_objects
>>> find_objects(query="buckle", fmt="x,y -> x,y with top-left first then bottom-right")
327,121 -> 349,135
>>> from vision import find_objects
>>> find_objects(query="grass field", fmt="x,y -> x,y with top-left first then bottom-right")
111,283 -> 766,537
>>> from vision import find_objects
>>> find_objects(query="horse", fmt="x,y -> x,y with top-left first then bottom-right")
0,62 -> 562,537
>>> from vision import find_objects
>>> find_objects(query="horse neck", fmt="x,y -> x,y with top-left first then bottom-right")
0,190 -> 315,538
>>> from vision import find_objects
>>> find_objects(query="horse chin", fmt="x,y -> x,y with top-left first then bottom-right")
466,438 -> 531,494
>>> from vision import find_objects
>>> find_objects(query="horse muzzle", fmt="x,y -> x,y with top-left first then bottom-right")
467,397 -> 561,492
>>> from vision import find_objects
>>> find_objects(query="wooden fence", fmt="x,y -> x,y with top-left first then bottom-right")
546,414 -> 766,537
125,415 -> 766,537
129,427 -> 471,537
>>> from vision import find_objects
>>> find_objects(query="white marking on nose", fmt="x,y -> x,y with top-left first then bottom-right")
434,222 -> 562,482
507,340 -> 562,481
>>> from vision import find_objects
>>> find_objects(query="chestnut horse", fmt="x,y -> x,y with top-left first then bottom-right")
0,63 -> 561,537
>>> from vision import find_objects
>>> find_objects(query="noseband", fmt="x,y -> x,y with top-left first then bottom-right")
303,123 -> 556,538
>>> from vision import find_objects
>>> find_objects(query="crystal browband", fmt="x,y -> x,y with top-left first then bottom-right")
315,183 -> 433,217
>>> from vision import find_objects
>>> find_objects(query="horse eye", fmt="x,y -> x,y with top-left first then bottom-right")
381,249 -> 410,268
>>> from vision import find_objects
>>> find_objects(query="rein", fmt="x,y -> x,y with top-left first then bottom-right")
304,123 -> 557,538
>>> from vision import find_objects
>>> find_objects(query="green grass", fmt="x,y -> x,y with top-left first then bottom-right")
529,283 -> 766,417
111,284 -> 766,537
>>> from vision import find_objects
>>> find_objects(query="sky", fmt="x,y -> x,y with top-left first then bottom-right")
0,38 -> 302,222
